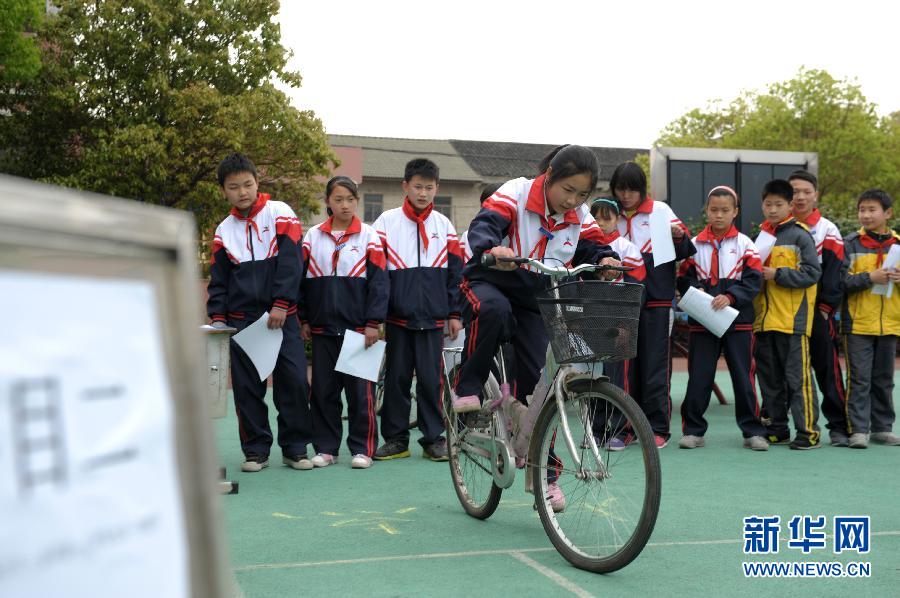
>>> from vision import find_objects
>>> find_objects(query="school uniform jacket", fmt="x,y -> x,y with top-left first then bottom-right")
617,198 -> 696,308
207,193 -> 303,322
300,215 -> 389,335
598,230 -> 646,284
463,174 -> 617,311
841,229 -> 900,336
373,200 -> 463,330
677,225 -> 762,331
460,229 -> 472,264
752,218 -> 821,336
796,209 -> 846,316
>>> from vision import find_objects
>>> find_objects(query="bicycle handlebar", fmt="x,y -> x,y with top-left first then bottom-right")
480,253 -> 631,278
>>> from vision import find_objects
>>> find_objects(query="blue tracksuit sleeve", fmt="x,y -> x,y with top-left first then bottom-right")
364,238 -> 389,327
447,224 -> 464,318
207,226 -> 231,322
465,207 -> 512,264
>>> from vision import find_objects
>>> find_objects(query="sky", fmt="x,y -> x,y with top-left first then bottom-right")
278,0 -> 898,149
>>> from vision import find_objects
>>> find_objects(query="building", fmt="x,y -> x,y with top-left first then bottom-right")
312,134 -> 647,231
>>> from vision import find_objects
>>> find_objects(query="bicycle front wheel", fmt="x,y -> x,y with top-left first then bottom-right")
442,365 -> 502,519
530,379 -> 661,573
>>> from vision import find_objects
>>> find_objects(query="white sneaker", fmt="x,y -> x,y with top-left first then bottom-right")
351,454 -> 373,469
312,453 -> 337,467
547,482 -> 566,513
871,432 -> 900,446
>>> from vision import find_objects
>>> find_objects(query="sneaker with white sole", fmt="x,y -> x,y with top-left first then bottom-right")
678,435 -> 705,449
547,482 -> 566,513
311,453 -> 337,467
241,454 -> 269,472
848,433 -> 869,449
282,454 -> 313,470
743,436 -> 770,451
829,431 -> 850,447
351,454 -> 373,469
871,432 -> 900,446
452,394 -> 481,413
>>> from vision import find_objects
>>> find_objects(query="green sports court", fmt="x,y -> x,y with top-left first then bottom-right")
217,368 -> 900,597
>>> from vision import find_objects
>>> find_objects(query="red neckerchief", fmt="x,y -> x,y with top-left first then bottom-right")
760,216 -> 794,235
524,174 -> 581,259
697,225 -> 738,285
402,197 -> 434,252
597,229 -> 620,245
797,208 -> 821,227
230,193 -> 270,246
320,215 -> 362,274
859,227 -> 898,267
620,195 -> 655,241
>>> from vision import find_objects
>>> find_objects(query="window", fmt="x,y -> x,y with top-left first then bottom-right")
363,194 -> 383,223
433,195 -> 452,219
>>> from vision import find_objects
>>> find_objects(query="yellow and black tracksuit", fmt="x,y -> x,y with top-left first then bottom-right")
840,229 -> 900,435
752,218 -> 822,446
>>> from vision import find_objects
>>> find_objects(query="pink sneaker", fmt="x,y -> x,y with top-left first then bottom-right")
654,435 -> 668,449
547,482 -> 566,512
452,394 -> 481,413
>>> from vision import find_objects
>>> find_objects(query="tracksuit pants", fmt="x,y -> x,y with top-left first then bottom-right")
310,334 -> 377,457
843,334 -> 897,435
754,331 -> 820,444
627,303 -> 673,439
681,328 -> 766,438
381,324 -> 445,447
810,313 -> 849,433
229,314 -> 312,458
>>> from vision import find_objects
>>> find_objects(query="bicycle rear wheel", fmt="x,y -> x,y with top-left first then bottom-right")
530,379 -> 660,573
442,365 -> 502,519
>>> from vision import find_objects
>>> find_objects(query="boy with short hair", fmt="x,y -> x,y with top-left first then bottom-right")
789,170 -> 850,446
372,158 -> 464,461
753,179 -> 822,450
840,189 -> 900,448
207,152 -> 313,472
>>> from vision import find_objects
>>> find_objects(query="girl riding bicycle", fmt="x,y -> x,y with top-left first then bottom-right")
451,144 -> 621,509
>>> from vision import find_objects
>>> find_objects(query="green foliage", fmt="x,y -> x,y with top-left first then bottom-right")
0,0 -> 335,248
657,68 -> 899,223
0,0 -> 43,83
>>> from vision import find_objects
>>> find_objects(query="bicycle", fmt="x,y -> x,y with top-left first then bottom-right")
441,255 -> 661,574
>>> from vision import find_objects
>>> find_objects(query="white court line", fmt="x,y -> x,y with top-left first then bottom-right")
233,530 -> 900,573
510,552 -> 595,598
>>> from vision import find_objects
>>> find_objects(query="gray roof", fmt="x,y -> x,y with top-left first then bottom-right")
449,139 -> 647,182
328,135 -> 482,182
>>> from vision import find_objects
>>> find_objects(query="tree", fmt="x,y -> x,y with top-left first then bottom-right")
657,68 -> 899,221
0,0 -> 43,83
0,0 -> 335,242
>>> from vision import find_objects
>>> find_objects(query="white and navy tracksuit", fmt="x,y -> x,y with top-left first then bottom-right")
596,230 -> 647,389
618,198 -> 696,440
301,216 -> 388,457
207,194 -> 312,459
797,209 -> 848,434
373,200 -> 463,447
677,225 -> 766,438
457,174 -> 617,404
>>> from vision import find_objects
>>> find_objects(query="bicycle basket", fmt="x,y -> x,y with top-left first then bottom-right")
535,280 -> 643,364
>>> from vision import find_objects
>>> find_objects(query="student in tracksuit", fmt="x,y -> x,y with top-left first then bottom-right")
840,189 -> 900,448
611,162 -> 697,448
372,158 -> 464,462
789,170 -> 850,446
752,179 -> 823,450
676,186 -> 768,450
589,197 -> 646,390
461,182 -> 503,264
207,153 -> 313,473
300,176 -> 389,470
454,145 -> 620,512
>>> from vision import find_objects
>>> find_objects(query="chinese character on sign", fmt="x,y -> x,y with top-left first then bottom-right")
787,515 -> 827,553
834,516 -> 870,554
743,516 -> 781,554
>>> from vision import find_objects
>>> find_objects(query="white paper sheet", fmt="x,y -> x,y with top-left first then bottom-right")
871,244 -> 900,298
335,330 -> 386,382
755,230 -> 777,265
232,312 -> 283,381
649,208 -> 676,266
0,271 -> 187,598
677,286 -> 740,338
